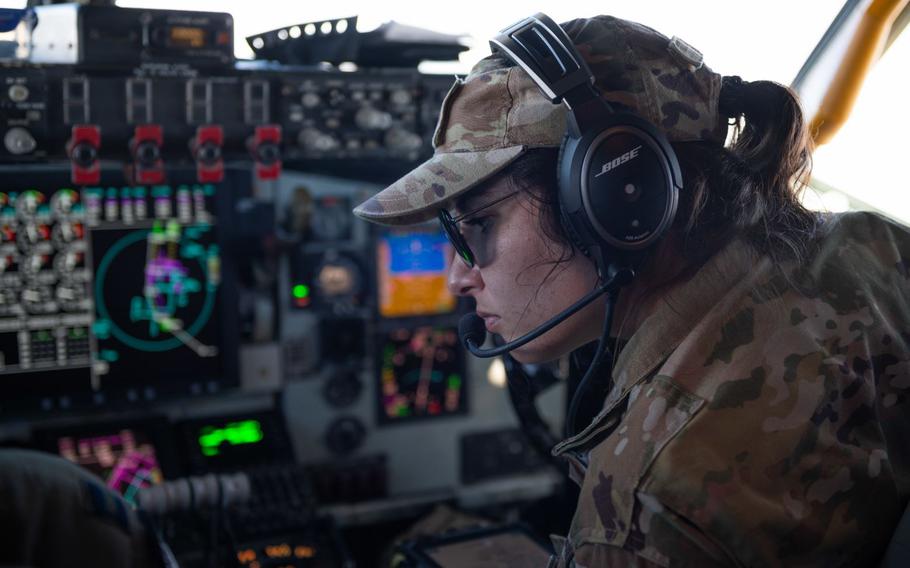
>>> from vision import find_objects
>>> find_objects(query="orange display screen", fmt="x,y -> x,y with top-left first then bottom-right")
168,26 -> 207,48
377,232 -> 455,318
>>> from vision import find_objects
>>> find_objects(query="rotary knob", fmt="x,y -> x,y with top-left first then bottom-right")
322,370 -> 363,408
324,416 -> 366,456
53,222 -> 81,247
390,89 -> 413,106
354,107 -> 393,130
4,127 -> 37,155
54,249 -> 81,275
299,129 -> 339,152
384,128 -> 423,152
56,282 -> 86,311
22,286 -> 53,314
8,84 -> 29,103
301,92 -> 321,108
21,252 -> 47,276
17,223 -> 47,249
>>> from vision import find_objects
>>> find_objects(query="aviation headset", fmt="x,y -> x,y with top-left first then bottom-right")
490,13 -> 683,275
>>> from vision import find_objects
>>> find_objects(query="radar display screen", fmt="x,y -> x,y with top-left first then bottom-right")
90,218 -> 222,386
377,231 -> 455,318
0,167 -> 239,414
378,325 -> 466,424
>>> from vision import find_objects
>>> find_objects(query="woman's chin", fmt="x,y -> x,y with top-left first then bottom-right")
506,344 -> 559,365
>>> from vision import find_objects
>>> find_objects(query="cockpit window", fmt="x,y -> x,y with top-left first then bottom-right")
807,28 -> 910,224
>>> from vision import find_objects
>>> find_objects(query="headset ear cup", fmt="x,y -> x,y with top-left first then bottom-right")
555,137 -> 591,258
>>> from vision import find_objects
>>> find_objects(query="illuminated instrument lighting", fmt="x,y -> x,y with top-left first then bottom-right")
292,284 -> 310,299
292,283 -> 311,307
198,419 -> 264,456
294,545 -> 316,558
265,543 -> 292,558
236,549 -> 257,564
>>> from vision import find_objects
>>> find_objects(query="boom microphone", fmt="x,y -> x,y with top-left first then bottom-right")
458,267 -> 634,358
458,312 -> 488,352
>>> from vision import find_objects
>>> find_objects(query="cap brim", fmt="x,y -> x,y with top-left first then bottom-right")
352,146 -> 526,226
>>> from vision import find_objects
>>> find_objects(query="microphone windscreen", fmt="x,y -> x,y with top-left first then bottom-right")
458,313 -> 487,349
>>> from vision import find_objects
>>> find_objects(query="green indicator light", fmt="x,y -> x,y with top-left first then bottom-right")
292,284 -> 310,299
448,374 -> 461,390
198,420 -> 264,457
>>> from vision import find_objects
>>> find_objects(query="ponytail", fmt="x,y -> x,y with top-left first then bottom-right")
720,76 -> 813,203
670,76 -> 819,271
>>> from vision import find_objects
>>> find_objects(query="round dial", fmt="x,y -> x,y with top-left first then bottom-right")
51,189 -> 79,218
322,370 -> 363,408
324,416 -> 366,456
15,190 -> 43,220
315,256 -> 361,299
21,285 -> 54,314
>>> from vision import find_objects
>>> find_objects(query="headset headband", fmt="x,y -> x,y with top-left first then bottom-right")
490,13 -> 612,135
490,14 -> 591,101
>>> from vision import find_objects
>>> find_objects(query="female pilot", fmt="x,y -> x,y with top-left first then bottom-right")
354,14 -> 910,567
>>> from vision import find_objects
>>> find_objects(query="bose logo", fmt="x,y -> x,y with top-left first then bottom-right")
594,145 -> 642,178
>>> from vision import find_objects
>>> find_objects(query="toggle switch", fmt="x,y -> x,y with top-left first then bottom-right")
66,125 -> 101,185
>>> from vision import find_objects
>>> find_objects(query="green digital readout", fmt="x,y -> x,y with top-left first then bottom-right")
198,419 -> 264,457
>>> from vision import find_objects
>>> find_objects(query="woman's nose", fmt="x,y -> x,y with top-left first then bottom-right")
447,250 -> 482,297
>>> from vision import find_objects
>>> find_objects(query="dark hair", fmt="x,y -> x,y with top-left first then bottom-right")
679,77 -> 819,268
508,77 -> 819,284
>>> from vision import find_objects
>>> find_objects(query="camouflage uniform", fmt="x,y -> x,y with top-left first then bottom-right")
352,14 -> 910,567
548,212 -> 910,566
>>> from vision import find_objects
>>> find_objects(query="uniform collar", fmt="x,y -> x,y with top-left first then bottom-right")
604,238 -> 760,408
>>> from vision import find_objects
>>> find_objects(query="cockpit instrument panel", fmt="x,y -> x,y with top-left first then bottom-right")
377,325 -> 466,424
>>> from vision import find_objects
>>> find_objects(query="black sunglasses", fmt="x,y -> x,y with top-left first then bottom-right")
437,190 -> 520,268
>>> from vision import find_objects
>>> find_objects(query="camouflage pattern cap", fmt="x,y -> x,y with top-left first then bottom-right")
353,15 -> 727,226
